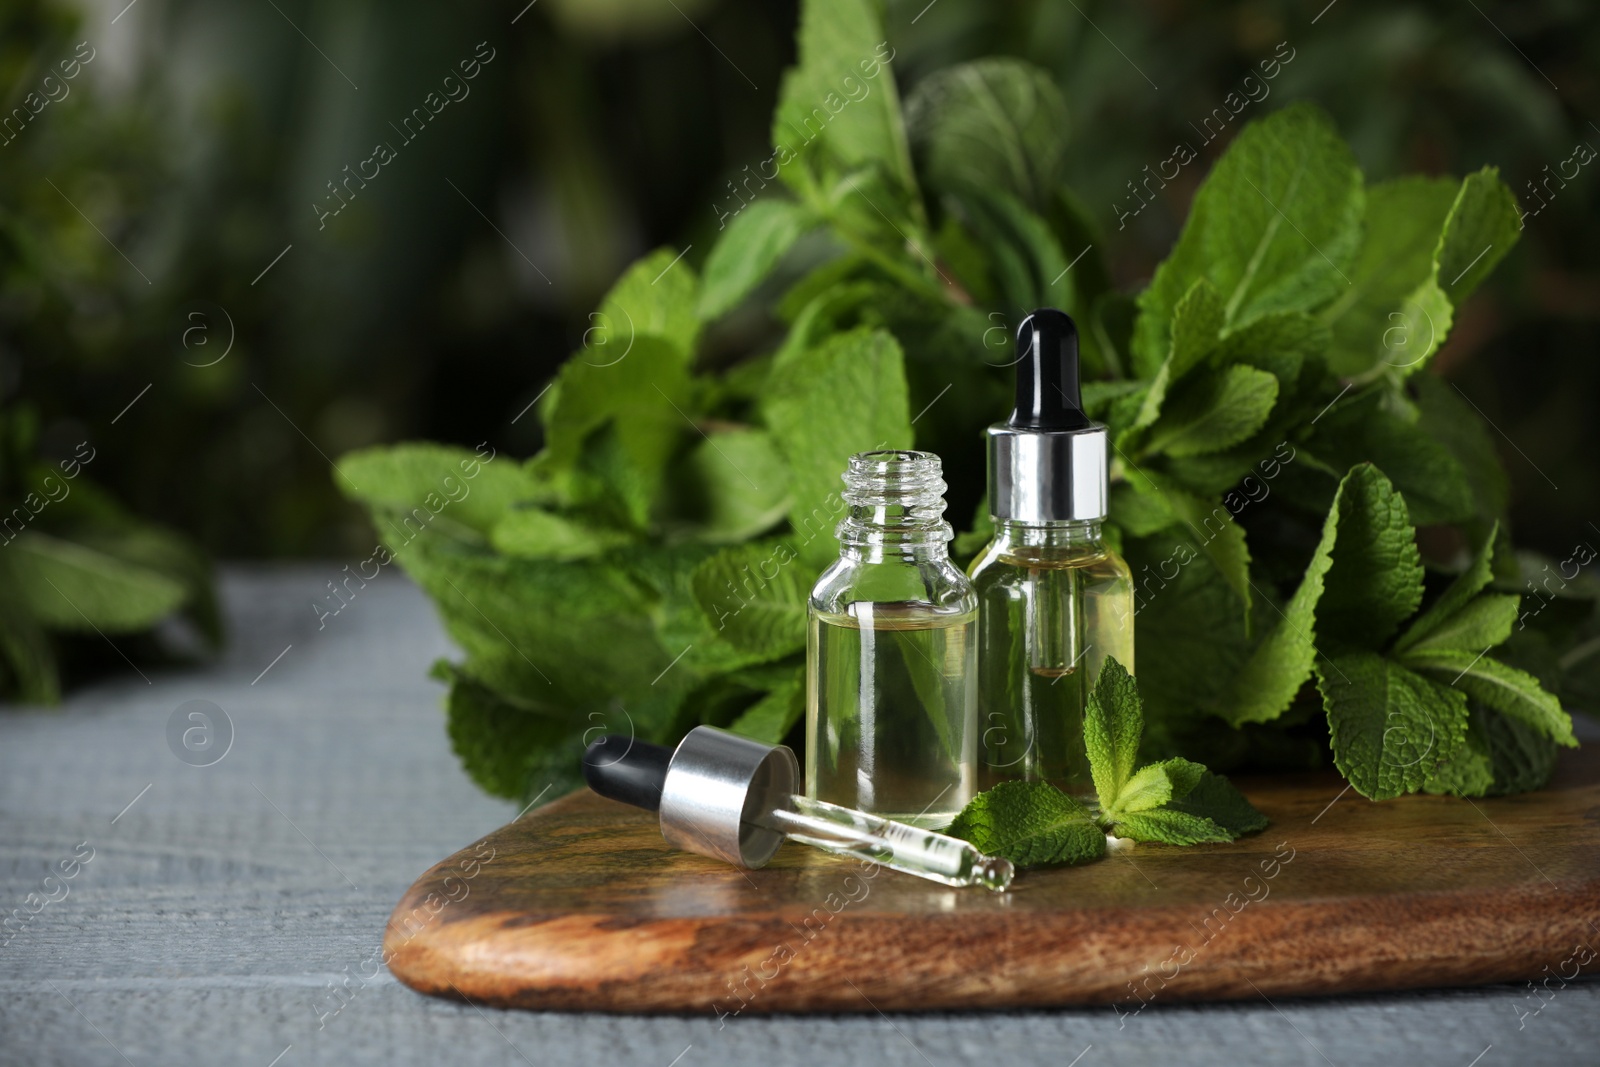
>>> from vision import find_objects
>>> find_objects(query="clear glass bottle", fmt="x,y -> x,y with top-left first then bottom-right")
971,309 -> 1134,794
806,450 -> 977,829
970,520 -> 1133,790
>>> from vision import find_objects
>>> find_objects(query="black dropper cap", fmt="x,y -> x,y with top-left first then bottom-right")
1009,308 -> 1091,432
583,735 -> 673,812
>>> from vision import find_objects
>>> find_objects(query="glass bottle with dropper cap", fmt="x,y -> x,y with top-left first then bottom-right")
969,309 -> 1134,793
806,450 -> 977,829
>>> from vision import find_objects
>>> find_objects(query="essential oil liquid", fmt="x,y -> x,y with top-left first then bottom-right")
972,547 -> 1133,792
806,601 -> 977,829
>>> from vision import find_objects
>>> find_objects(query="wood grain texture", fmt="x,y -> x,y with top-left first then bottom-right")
5,568 -> 1599,1066
386,750 -> 1600,1014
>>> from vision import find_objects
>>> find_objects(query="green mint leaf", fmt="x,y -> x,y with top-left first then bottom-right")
698,201 -> 815,321
1434,167 -> 1522,308
536,335 -> 693,528
761,327 -> 912,565
1401,649 -> 1576,747
336,443 -> 535,537
817,165 -> 924,252
1165,491 -> 1253,617
1317,462 -> 1424,650
1413,375 -> 1509,521
772,0 -> 914,197
776,251 -> 875,323
1129,278 -> 1226,435
1352,169 -> 1519,381
490,508 -> 632,562
1479,703 -> 1560,795
1105,381 -> 1151,438
954,187 -> 1076,310
1308,387 -> 1475,528
1107,763 -> 1172,815
530,247 -> 704,527
1321,176 -> 1459,377
1220,463 -> 1348,726
1220,309 -> 1331,369
1317,651 -> 1469,800
1393,524 -> 1498,654
1385,277 -> 1453,378
400,537 -> 665,709
1395,594 -> 1519,655
931,212 -> 1001,306
726,667 -> 805,745
690,541 -> 809,657
1213,309 -> 1329,381
1083,380 -> 1146,425
624,545 -> 780,678
1167,278 -> 1228,377
1111,470 -> 1252,618
1429,701 -> 1560,797
1422,704 -> 1495,798
1132,102 -> 1363,373
904,58 -> 1070,211
596,247 -> 701,359
1144,364 -> 1279,458
436,662 -> 585,801
1084,655 -> 1142,806
1106,479 -> 1175,538
1111,808 -> 1233,846
1156,315 -> 1326,500
1105,755 -> 1266,840
665,427 -> 792,544
1164,767 -> 1269,836
1154,756 -> 1208,798
946,781 -> 1107,868
540,331 -> 691,470
1123,529 -> 1251,730
7,532 -> 187,632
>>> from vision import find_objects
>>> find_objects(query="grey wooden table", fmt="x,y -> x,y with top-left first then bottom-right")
3,567 -> 1595,1067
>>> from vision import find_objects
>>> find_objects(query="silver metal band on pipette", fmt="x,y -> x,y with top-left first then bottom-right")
658,725 -> 797,867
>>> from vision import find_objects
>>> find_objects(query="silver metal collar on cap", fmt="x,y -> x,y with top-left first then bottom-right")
987,423 -> 1108,523
658,725 -> 797,868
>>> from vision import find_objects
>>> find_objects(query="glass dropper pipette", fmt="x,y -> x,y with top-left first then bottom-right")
583,726 -> 1013,892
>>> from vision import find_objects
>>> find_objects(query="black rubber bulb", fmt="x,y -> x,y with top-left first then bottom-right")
582,735 -> 673,812
1010,308 -> 1091,431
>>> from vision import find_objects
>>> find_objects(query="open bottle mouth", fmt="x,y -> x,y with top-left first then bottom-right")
837,449 -> 952,547
842,450 -> 946,505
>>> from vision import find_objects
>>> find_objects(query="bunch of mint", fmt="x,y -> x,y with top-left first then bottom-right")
337,0 -> 1586,804
948,659 -> 1267,866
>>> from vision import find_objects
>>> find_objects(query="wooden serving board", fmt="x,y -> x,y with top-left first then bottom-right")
385,750 -> 1600,1014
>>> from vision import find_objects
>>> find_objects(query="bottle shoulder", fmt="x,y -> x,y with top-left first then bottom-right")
967,537 -> 1131,584
809,554 -> 976,616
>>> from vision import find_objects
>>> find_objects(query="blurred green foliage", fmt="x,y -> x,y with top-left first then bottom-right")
0,404 -> 219,702
3,0 -> 1597,704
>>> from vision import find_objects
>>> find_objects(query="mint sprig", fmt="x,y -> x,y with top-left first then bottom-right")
948,659 -> 1268,868
945,781 -> 1107,867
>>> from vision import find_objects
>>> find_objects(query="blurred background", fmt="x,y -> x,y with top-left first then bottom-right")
3,0 -> 1595,557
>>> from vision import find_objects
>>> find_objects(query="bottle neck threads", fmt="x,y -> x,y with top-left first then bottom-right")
835,450 -> 953,554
